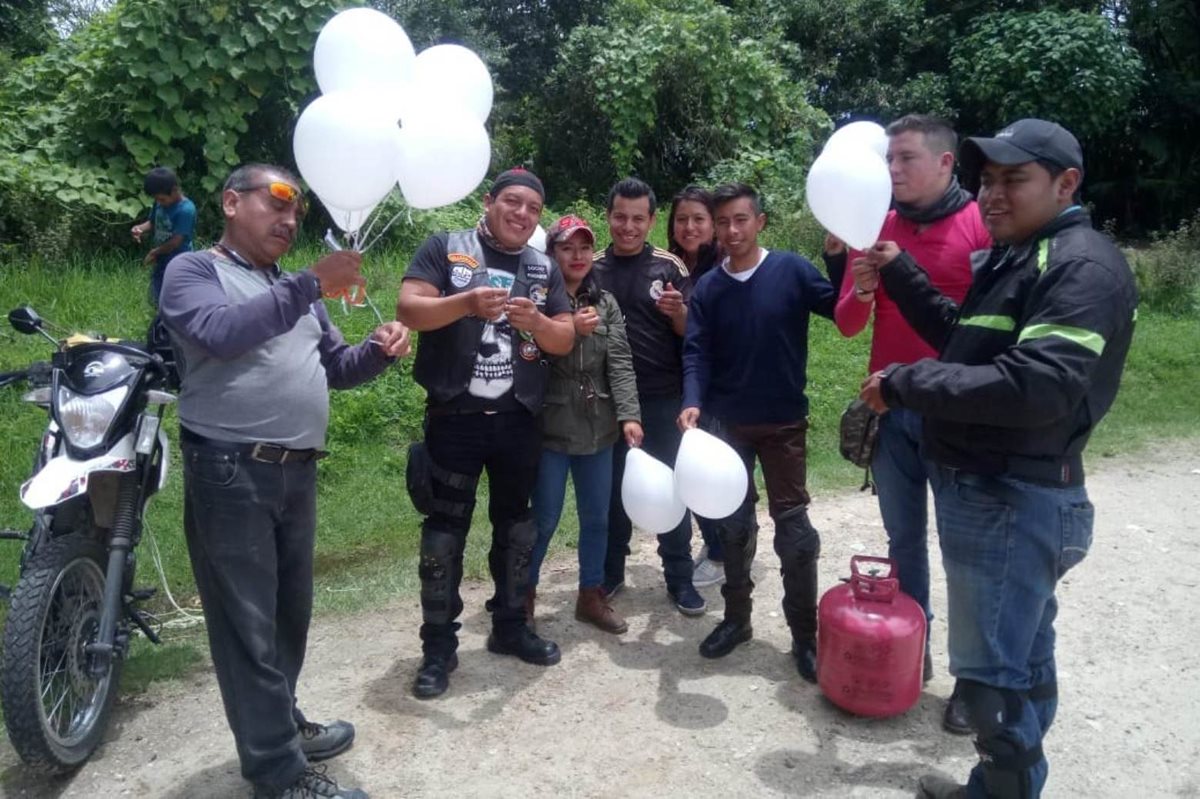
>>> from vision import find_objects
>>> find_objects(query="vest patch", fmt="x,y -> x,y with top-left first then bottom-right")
529,283 -> 547,305
450,263 -> 474,288
519,340 -> 541,361
448,252 -> 479,269
524,263 -> 549,281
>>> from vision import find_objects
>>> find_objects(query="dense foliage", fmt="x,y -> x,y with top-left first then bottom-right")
0,0 -> 1196,254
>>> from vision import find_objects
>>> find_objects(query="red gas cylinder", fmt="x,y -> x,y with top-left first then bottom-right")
817,555 -> 927,718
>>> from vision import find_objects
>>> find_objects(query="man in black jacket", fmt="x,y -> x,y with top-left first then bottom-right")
858,120 -> 1138,799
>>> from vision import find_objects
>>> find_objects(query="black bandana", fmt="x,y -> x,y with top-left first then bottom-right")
893,176 -> 973,225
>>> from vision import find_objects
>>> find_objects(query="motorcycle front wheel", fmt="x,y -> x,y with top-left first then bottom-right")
1,532 -> 121,774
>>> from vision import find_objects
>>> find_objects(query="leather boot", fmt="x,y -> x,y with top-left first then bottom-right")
916,774 -> 968,798
699,619 -> 753,658
575,587 -> 628,634
412,651 -> 458,699
792,636 -> 817,683
487,623 -> 562,665
942,682 -> 972,735
524,587 -> 536,625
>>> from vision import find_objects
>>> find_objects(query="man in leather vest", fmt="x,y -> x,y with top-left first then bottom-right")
397,169 -> 574,699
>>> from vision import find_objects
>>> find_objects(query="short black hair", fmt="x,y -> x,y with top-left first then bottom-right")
886,114 -> 958,156
711,182 -> 762,216
223,163 -> 302,193
143,167 -> 179,196
606,177 -> 656,215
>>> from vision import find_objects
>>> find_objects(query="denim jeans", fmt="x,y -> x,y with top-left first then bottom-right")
181,440 -> 317,791
530,446 -> 614,589
872,407 -> 935,630
605,394 -> 694,590
931,467 -> 1095,798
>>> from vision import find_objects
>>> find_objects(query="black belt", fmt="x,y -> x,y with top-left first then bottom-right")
1004,453 -> 1084,487
180,427 -> 328,464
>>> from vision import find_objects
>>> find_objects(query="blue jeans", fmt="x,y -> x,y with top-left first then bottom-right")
931,467 -> 1094,798
872,407 -> 934,631
530,446 -> 613,589
605,394 -> 695,590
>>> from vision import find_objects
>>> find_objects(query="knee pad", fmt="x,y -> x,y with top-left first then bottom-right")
958,679 -> 1024,736
774,505 -> 820,562
715,501 -> 757,543
504,517 -> 538,551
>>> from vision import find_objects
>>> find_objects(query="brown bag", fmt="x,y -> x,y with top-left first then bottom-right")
839,399 -> 880,491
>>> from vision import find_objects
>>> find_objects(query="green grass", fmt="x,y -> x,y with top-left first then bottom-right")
0,236 -> 1197,691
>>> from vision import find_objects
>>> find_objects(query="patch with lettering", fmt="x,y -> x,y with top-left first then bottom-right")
450,263 -> 474,288
519,340 -> 541,361
448,252 -> 479,269
648,279 -> 664,301
524,263 -> 549,281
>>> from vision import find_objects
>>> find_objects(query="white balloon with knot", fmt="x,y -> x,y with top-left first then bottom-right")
673,429 -> 748,520
805,120 -> 892,251
293,8 -> 497,255
622,449 -> 688,535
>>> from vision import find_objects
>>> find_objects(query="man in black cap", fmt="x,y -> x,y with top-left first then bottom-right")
857,119 -> 1138,798
397,168 -> 575,698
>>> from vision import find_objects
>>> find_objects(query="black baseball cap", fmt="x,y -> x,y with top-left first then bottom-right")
959,119 -> 1083,188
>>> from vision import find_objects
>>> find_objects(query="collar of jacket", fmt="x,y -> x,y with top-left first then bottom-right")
985,207 -> 1091,272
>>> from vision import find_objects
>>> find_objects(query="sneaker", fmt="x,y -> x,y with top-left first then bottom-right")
692,556 -> 725,588
253,765 -> 369,798
668,584 -> 707,616
299,719 -> 355,762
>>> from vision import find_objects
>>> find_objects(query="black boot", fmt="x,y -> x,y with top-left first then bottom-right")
700,582 -> 753,658
791,636 -> 818,683
412,651 -> 458,699
487,624 -> 562,665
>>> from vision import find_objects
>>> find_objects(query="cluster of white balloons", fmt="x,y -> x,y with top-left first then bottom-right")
292,8 -> 495,236
805,120 -> 892,251
622,429 -> 748,534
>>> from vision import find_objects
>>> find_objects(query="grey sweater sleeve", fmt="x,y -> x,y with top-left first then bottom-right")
312,301 -> 393,389
159,251 -> 323,360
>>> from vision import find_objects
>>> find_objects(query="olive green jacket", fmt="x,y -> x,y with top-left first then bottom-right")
541,290 -> 641,455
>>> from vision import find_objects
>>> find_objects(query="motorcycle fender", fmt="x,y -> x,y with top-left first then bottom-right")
20,433 -> 137,510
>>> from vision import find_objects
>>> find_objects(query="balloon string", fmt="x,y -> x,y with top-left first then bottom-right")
355,202 -> 387,251
359,208 -> 407,254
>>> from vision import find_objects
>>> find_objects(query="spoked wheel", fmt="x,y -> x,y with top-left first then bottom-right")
2,533 -> 121,774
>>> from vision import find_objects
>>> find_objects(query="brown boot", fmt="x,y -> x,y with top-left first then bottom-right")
575,587 -> 628,634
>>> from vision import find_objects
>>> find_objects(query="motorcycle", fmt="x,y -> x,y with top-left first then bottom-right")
0,306 -> 175,773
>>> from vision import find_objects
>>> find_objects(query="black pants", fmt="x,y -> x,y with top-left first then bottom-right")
181,442 -> 317,791
420,410 -> 542,646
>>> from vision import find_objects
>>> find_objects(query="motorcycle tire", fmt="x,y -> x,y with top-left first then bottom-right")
1,532 -> 122,774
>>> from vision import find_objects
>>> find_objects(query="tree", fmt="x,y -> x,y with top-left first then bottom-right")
535,0 -> 828,202
950,10 -> 1143,140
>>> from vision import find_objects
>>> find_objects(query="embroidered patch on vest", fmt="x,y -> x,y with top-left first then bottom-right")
525,263 -> 548,281
529,283 -> 547,305
448,252 -> 479,269
519,340 -> 541,361
450,263 -> 474,289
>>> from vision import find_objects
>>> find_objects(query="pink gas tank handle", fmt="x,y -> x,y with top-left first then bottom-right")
849,555 -> 899,602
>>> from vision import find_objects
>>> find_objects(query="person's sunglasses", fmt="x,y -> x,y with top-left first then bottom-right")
243,182 -> 307,216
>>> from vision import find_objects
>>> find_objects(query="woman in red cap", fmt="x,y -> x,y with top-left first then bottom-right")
529,214 -> 644,634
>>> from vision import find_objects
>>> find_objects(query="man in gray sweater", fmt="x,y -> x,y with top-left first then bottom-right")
160,164 -> 409,799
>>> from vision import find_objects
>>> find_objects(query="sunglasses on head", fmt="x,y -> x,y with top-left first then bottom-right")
243,181 -> 307,215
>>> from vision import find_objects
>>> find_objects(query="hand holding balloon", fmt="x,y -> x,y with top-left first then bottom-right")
677,406 -> 700,432
505,296 -> 542,333
312,251 -> 366,299
655,282 -> 685,320
622,421 -> 645,448
574,306 -> 600,336
466,287 -> 508,321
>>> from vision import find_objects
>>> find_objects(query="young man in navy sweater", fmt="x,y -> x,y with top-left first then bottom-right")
678,182 -> 836,680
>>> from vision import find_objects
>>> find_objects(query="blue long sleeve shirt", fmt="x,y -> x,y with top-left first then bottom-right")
682,250 -> 835,425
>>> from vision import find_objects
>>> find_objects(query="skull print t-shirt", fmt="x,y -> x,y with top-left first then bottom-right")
404,232 -> 570,413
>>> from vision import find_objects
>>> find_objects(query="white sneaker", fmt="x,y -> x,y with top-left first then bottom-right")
692,556 -> 725,588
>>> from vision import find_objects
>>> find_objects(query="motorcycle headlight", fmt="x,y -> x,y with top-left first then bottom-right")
56,385 -> 129,450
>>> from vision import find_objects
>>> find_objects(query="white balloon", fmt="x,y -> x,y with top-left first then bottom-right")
324,201 -> 378,234
674,429 -> 749,520
622,449 -> 688,535
805,144 -> 892,251
412,44 -> 494,123
527,224 -> 547,253
395,102 -> 491,210
314,8 -> 416,95
294,92 -> 402,212
825,120 -> 889,162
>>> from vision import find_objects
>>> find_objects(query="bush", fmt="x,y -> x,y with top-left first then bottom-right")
1130,212 -> 1200,316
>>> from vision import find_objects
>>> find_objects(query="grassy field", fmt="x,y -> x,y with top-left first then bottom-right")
0,226 -> 1197,694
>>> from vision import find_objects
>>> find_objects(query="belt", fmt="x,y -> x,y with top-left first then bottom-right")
1004,453 -> 1084,487
180,427 -> 328,464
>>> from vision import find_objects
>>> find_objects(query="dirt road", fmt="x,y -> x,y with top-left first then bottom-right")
2,447 -> 1197,798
